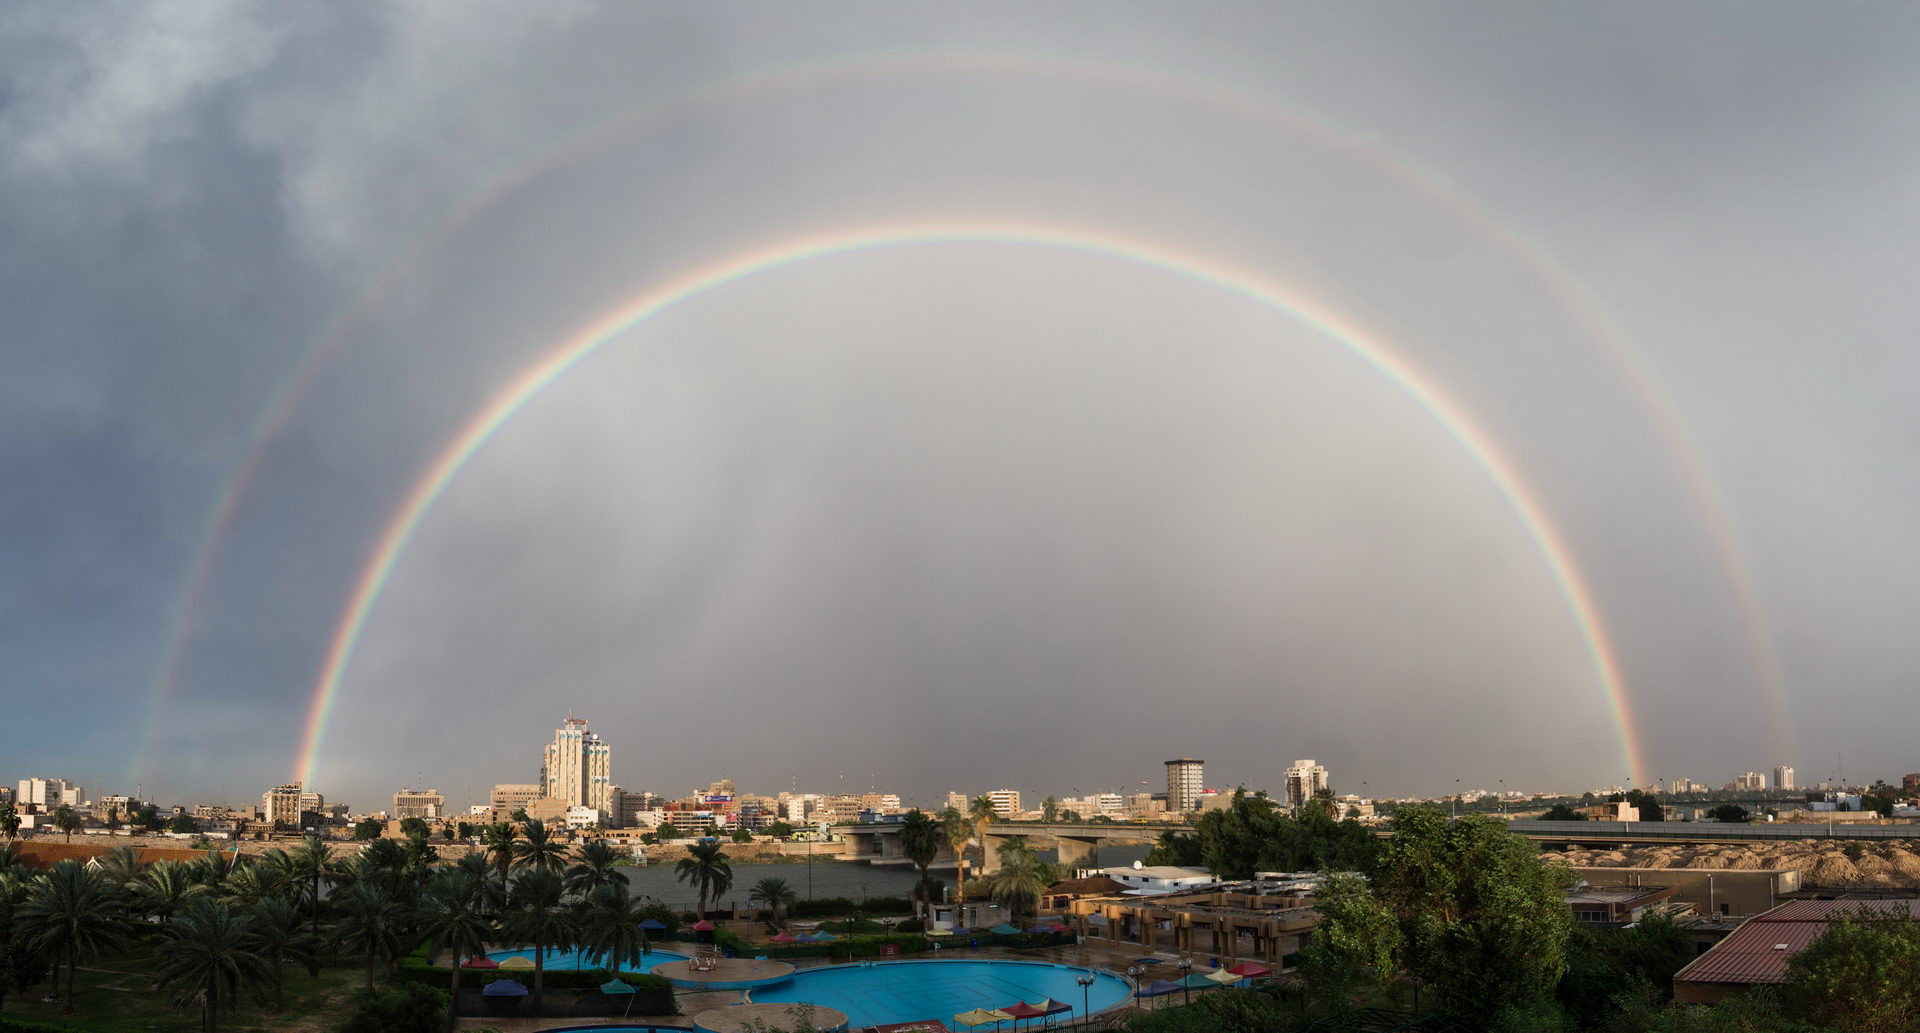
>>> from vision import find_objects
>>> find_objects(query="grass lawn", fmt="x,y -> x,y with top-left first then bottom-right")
3,953 -> 371,1033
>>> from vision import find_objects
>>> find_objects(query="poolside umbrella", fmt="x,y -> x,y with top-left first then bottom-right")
1136,979 -> 1182,998
460,956 -> 499,969
1001,1001 -> 1046,1030
792,932 -> 816,943
954,1007 -> 1013,1028
599,978 -> 635,995
988,923 -> 1021,935
1225,962 -> 1271,979
638,918 -> 668,931
1028,998 -> 1072,1016
497,956 -> 535,970
1205,968 -> 1241,985
770,932 -> 797,943
481,979 -> 528,997
1177,972 -> 1217,990
811,931 -> 837,942
690,919 -> 716,931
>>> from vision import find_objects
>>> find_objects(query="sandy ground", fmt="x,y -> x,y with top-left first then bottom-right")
1542,840 -> 1920,891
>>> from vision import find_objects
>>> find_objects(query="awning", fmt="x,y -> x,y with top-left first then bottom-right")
811,931 -> 837,941
770,933 -> 797,943
497,956 -> 535,970
481,979 -> 528,997
1135,979 -> 1182,998
1177,972 -> 1217,989
988,923 -> 1021,935
638,918 -> 668,931
599,978 -> 636,995
1027,998 -> 1072,1015
1000,1003 -> 1046,1019
460,956 -> 500,969
1205,969 -> 1241,984
1225,961 -> 1271,978
690,920 -> 716,931
954,1008 -> 1013,1028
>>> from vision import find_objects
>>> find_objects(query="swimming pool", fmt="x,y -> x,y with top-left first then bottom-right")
746,959 -> 1131,1029
485,946 -> 691,975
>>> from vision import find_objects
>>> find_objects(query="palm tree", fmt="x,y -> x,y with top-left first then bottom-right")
133,860 -> 207,924
503,868 -> 573,1016
221,863 -> 283,908
155,897 -> 271,1032
674,841 -> 733,920
0,803 -> 18,841
940,807 -> 972,905
566,839 -> 629,897
416,870 -> 495,997
286,837 -> 335,935
329,880 -> 407,992
245,896 -> 318,1010
52,804 -> 80,843
400,832 -> 439,880
93,844 -> 143,891
512,819 -> 568,875
481,822 -> 519,894
982,837 -> 1048,927
576,882 -> 654,977
18,859 -> 130,1013
747,877 -> 798,929
898,810 -> 945,920
0,868 -> 35,1014
968,796 -> 998,893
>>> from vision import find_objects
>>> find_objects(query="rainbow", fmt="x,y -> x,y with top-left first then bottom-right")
292,221 -> 1649,788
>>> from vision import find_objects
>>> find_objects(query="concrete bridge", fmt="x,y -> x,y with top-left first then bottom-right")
845,820 -> 1184,872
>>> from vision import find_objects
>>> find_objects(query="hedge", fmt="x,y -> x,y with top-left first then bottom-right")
0,1020 -> 74,1033
395,963 -> 677,1015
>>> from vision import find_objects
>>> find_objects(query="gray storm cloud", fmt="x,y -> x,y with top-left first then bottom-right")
4,2 -> 1917,808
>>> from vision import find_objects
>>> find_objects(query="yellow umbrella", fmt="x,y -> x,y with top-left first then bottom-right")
497,956 -> 535,970
1205,968 -> 1241,984
955,1007 -> 1015,1028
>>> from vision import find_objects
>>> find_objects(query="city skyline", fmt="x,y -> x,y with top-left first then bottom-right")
9,5 -> 1920,806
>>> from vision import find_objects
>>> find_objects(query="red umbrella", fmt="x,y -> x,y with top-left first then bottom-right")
690,920 -> 716,931
461,956 -> 500,969
770,932 -> 797,943
1225,961 -> 1271,978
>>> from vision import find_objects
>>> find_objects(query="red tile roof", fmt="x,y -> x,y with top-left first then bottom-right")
1674,899 -> 1920,987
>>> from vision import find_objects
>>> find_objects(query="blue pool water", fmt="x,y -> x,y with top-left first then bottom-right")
749,959 -> 1131,1029
486,946 -> 690,975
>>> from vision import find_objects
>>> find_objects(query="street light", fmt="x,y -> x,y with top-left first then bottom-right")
1499,779 -> 1506,818
1452,779 -> 1460,819
1177,958 -> 1193,1005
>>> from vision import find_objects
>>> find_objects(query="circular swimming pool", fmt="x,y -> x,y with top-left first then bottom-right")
485,945 -> 691,975
746,959 -> 1131,1029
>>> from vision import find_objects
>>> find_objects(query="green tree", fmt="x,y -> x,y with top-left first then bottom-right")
330,881 -> 407,992
767,821 -> 794,839
1367,807 -> 1574,1020
0,867 -> 42,1013
168,813 -> 199,835
1624,789 -> 1666,821
1557,915 -> 1692,1027
0,803 -> 18,841
748,877 -> 798,927
336,983 -> 448,1033
246,896 -> 319,1010
132,860 -> 206,924
1143,829 -> 1204,867
1786,904 -> 1920,1033
1041,796 -> 1060,823
17,859 -> 130,1013
1540,803 -> 1587,821
154,897 -> 272,1032
503,868 -> 573,1015
481,821 -> 519,896
578,882 -> 656,975
968,797 -> 998,887
512,819 -> 569,875
567,839 -> 630,897
1708,804 -> 1751,823
675,841 -> 733,918
52,805 -> 80,842
1300,872 -> 1401,1015
731,828 -> 753,843
286,836 -> 336,936
940,807 -> 973,904
398,817 -> 429,839
416,870 -> 494,997
353,818 -> 382,840
981,837 -> 1048,925
94,844 -> 144,891
898,810 -> 946,917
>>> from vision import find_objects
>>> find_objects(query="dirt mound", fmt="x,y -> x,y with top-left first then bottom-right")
1538,839 -> 1920,891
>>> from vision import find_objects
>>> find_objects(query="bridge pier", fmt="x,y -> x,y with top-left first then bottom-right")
1053,836 -> 1100,869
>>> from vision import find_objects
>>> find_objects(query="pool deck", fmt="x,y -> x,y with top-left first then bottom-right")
654,957 -> 797,988
694,1001 -> 850,1032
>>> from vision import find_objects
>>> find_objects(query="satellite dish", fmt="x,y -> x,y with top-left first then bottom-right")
1133,860 -> 1143,870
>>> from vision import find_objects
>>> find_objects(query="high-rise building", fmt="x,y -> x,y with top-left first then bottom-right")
1284,759 -> 1330,808
541,713 -> 612,813
1166,759 -> 1205,812
1904,774 -> 1920,794
944,791 -> 967,813
16,778 -> 83,810
1774,766 -> 1796,791
1669,778 -> 1690,795
1736,772 -> 1767,791
392,787 -> 444,821
984,789 -> 1022,818
262,783 -> 304,826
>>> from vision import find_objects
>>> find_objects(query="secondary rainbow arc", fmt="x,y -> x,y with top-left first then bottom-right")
292,221 -> 1649,789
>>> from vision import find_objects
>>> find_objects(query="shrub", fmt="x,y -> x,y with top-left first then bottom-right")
336,983 -> 448,1033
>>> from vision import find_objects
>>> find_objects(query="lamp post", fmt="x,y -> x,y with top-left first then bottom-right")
1499,779 -> 1506,818
1126,965 -> 1143,1012
1177,958 -> 1193,1005
1076,972 -> 1096,1028
1452,779 -> 1460,819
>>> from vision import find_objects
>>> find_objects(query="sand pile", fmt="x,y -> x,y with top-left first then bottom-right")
1541,839 -> 1920,891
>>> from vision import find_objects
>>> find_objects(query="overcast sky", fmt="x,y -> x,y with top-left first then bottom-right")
6,2 -> 1919,811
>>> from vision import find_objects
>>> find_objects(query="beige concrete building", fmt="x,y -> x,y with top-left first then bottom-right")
391,786 -> 444,821
262,783 -> 303,826
1067,886 -> 1320,966
1283,760 -> 1329,808
1571,867 -> 1799,918
542,714 -> 613,813
1165,759 -> 1204,812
